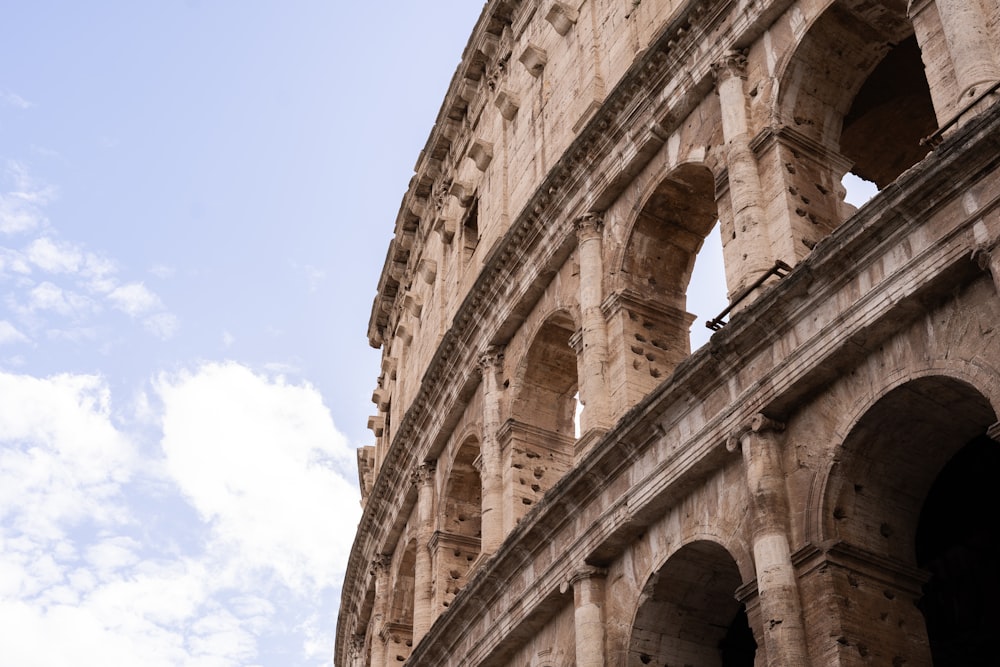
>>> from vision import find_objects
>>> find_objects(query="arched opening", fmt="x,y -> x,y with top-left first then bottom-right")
505,311 -> 578,526
512,312 -> 579,437
775,0 -> 939,251
825,376 -> 997,664
610,164 -> 719,407
628,540 -> 756,667
840,35 -> 938,189
435,437 -> 483,611
387,539 -> 417,663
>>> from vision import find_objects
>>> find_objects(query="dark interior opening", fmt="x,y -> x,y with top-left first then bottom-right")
916,434 -> 1000,665
840,35 -> 938,189
719,605 -> 757,666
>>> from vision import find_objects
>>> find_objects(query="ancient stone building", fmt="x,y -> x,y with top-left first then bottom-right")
336,0 -> 1000,664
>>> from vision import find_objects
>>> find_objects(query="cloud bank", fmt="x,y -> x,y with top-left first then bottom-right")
0,363 -> 361,666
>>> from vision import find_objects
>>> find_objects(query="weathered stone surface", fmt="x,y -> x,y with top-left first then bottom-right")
339,1 -> 1000,665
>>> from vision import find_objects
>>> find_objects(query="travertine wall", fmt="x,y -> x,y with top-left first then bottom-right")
341,0 -> 1000,665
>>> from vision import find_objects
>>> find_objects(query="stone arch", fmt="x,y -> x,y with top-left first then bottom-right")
627,539 -> 756,667
774,0 -> 937,183
817,373 -> 998,664
607,162 -> 719,410
764,0 -> 938,252
510,309 -> 580,436
434,436 -> 482,611
504,309 -> 579,524
825,374 -> 995,558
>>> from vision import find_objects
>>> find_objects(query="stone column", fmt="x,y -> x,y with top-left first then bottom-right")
574,213 -> 611,433
933,0 -> 1000,101
728,414 -> 810,667
571,566 -> 607,667
479,347 -> 506,554
370,555 -> 391,667
412,461 -> 436,644
713,51 -> 775,300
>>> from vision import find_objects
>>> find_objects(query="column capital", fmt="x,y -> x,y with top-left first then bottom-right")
478,345 -> 506,373
371,553 -> 392,575
574,212 -> 605,241
711,49 -> 748,84
726,413 -> 785,452
411,460 -> 437,486
973,240 -> 1000,271
570,565 -> 608,585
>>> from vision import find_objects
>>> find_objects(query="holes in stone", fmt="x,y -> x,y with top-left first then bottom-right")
533,467 -> 544,479
522,498 -> 532,505
631,345 -> 644,355
833,506 -> 847,520
879,522 -> 893,537
634,333 -> 647,343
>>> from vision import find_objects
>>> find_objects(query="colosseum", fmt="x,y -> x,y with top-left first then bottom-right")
336,0 -> 1000,664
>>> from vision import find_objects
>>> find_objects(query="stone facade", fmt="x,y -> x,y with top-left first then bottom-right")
337,1 -> 1000,665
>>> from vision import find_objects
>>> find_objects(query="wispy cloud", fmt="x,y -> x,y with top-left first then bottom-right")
0,160 -> 56,235
0,163 -> 179,342
0,320 -> 29,345
1,90 -> 32,109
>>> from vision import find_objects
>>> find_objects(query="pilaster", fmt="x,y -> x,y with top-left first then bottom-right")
370,555 -> 392,667
569,566 -> 608,667
412,461 -> 437,644
713,50 -> 775,304
574,212 -> 612,437
728,414 -> 811,666
478,347 -> 506,554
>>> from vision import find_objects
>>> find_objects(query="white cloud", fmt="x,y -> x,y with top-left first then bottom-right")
28,281 -> 96,317
0,320 -> 29,344
221,331 -> 235,347
155,362 -> 360,592
0,372 -> 134,540
0,366 -> 362,665
26,237 -> 83,273
108,282 -> 162,317
1,90 -> 32,109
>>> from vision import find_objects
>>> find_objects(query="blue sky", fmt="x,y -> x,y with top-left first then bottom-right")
0,2 -> 484,665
